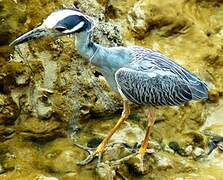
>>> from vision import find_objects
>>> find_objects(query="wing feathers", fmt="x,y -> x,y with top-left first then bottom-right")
115,65 -> 206,106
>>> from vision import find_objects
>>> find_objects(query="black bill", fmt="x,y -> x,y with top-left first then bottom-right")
10,26 -> 48,46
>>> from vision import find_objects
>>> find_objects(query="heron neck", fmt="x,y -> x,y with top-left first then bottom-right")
74,31 -> 98,61
74,31 -> 132,92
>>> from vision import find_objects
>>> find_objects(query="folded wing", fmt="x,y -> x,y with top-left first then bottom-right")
115,47 -> 208,106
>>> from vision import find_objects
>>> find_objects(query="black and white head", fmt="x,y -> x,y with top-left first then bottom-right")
10,9 -> 95,46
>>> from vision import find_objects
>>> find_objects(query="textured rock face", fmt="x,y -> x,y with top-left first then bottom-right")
127,0 -> 223,93
128,0 -> 191,37
0,0 -> 223,179
1,0 -> 125,142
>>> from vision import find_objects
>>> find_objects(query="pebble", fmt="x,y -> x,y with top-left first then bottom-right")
168,141 -> 187,156
15,74 -> 29,85
156,155 -> 173,170
96,163 -> 115,180
36,101 -> 53,119
163,144 -> 175,154
168,141 -> 181,152
185,145 -> 193,156
149,140 -> 161,150
192,147 -> 206,160
217,142 -> 223,151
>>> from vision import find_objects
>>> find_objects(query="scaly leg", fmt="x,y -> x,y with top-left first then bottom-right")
138,111 -> 155,155
75,101 -> 130,165
136,111 -> 155,170
109,111 -> 155,168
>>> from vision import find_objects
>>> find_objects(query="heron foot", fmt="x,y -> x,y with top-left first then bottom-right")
73,143 -> 105,166
74,142 -> 135,166
134,152 -> 149,174
110,148 -> 154,174
74,141 -> 155,175
130,149 -> 155,174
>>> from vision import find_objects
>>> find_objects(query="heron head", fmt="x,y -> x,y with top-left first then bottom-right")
10,8 -> 95,46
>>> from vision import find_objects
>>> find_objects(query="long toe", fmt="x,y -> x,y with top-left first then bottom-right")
73,142 -> 96,152
73,143 -> 97,165
76,153 -> 96,165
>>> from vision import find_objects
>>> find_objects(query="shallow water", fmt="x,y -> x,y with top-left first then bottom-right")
1,115 -> 223,179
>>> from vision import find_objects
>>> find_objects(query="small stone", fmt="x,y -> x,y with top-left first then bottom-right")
163,144 -> 175,154
96,163 -> 115,180
207,140 -> 218,155
185,145 -> 193,156
155,155 -> 173,170
5,152 -> 16,159
169,141 -> 181,152
103,143 -> 131,162
192,147 -> 206,160
168,141 -> 187,156
149,140 -> 161,150
36,101 -> 53,119
15,74 -> 29,85
217,142 -> 223,151
36,175 -> 58,180
111,123 -> 144,147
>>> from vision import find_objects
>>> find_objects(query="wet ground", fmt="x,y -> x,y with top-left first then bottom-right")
1,0 -> 223,179
1,113 -> 223,179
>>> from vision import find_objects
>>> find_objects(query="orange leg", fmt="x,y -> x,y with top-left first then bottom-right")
110,111 -> 155,168
137,111 -> 155,157
76,101 -> 130,165
94,100 -> 130,154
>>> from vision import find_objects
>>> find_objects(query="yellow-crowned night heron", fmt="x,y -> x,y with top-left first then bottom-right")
10,9 -> 208,168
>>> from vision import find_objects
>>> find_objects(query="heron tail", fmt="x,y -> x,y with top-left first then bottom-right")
191,81 -> 209,100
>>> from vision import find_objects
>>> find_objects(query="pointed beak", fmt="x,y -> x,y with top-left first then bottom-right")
10,25 -> 48,46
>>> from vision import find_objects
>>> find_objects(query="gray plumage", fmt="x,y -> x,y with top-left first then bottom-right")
74,26 -> 208,107
115,46 -> 208,106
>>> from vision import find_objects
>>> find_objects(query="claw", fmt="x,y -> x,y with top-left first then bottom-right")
73,143 -> 98,165
77,153 -> 96,165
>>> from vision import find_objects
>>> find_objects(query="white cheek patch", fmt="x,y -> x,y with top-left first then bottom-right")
84,15 -> 95,32
43,9 -> 86,29
63,21 -> 85,33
